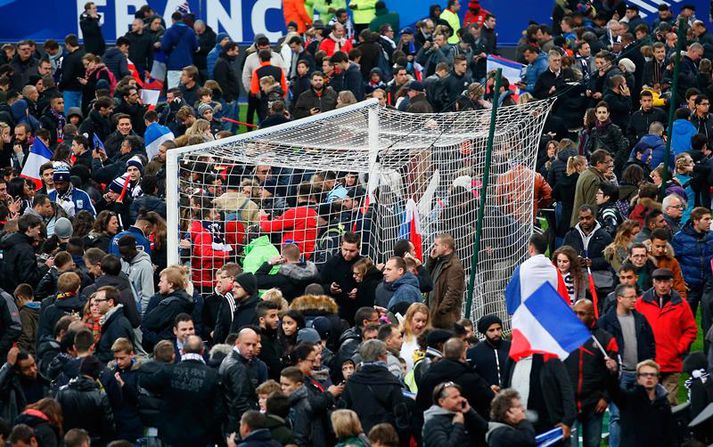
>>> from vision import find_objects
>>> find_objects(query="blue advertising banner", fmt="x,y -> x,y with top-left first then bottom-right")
0,0 -> 708,45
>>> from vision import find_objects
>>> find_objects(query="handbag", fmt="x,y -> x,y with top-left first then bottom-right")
591,269 -> 615,289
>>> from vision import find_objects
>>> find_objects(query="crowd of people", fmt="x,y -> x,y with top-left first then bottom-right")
0,0 -> 712,446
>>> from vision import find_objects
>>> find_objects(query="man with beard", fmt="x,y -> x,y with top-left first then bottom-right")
467,314 -> 510,388
293,71 -> 338,119
48,163 -> 96,218
256,301 -> 282,381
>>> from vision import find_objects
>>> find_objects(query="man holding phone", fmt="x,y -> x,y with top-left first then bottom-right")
293,71 -> 337,119
422,381 -> 488,445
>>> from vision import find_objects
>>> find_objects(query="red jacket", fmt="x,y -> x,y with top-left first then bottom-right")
259,205 -> 318,259
635,288 -> 697,373
189,220 -> 230,287
319,36 -> 353,57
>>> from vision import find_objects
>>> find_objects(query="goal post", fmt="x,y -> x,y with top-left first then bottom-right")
166,97 -> 555,326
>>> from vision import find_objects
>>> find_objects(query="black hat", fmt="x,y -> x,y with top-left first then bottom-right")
234,272 -> 258,296
426,329 -> 453,348
652,268 -> 674,280
80,356 -> 104,380
477,314 -> 503,334
311,316 -> 332,340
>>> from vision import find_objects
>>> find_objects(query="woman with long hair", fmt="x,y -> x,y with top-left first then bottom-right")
674,152 -> 695,224
578,107 -> 597,157
279,309 -> 306,365
618,164 -> 645,215
553,245 -> 586,305
332,409 -> 370,447
85,210 -> 119,252
351,257 -> 383,308
553,155 -> 587,243
7,177 -> 32,214
603,219 -> 641,272
82,293 -> 102,343
400,302 -> 431,372
72,210 -> 95,239
15,397 -> 63,447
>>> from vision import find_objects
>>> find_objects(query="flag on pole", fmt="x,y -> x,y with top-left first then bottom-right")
505,254 -> 569,315
399,198 -> 423,261
20,138 -> 53,188
586,266 -> 600,318
509,282 -> 591,361
144,122 -> 174,161
177,1 -> 191,14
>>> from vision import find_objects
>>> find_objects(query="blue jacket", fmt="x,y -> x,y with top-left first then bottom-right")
160,22 -> 198,70
103,47 -> 130,80
207,32 -> 229,79
523,52 -> 548,94
386,272 -> 422,310
671,220 -> 713,289
628,134 -> 670,170
48,187 -> 96,217
109,226 -> 151,256
670,118 -> 698,155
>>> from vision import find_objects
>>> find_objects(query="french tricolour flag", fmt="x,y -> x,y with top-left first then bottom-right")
510,282 -> 591,361
144,122 -> 175,161
505,254 -> 569,315
399,198 -> 423,261
20,138 -> 52,188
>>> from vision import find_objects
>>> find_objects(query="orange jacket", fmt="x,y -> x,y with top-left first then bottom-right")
283,0 -> 312,34
250,62 -> 288,97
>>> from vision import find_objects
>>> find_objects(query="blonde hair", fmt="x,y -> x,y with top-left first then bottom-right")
111,337 -> 134,354
566,155 -> 587,175
352,258 -> 374,276
636,359 -> 660,374
675,152 -> 693,174
186,119 -> 213,138
256,379 -> 281,396
262,288 -> 289,315
160,265 -> 188,291
330,409 -> 363,439
401,303 -> 430,340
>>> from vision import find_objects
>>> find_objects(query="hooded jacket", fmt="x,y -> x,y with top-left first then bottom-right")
255,260 -> 320,301
671,118 -> 698,154
628,134 -> 670,171
374,272 -> 422,311
671,220 -> 713,290
342,362 -> 405,433
485,421 -> 536,447
97,305 -> 134,363
0,232 -> 48,292
160,21 -> 199,70
141,289 -> 193,349
422,405 -> 488,446
121,249 -> 154,313
636,288 -> 697,372
56,376 -> 115,445
103,46 -> 130,80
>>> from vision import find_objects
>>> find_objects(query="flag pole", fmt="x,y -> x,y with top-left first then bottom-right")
465,68 -> 502,319
591,334 -> 609,359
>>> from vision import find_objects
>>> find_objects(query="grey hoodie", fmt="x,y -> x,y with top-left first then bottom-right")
121,250 -> 154,314
422,404 -> 456,424
280,262 -> 319,281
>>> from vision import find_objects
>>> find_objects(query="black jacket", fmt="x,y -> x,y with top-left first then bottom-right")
78,110 -> 113,145
14,411 -> 61,447
81,273 -> 140,328
422,405 -> 488,447
238,428 -> 282,447
504,354 -> 576,433
319,252 -> 362,322
142,358 -> 225,446
229,295 -> 260,334
467,339 -> 511,388
79,13 -> 105,55
608,382 -> 675,447
485,420 -> 536,447
254,261 -> 320,301
598,308 -> 656,369
342,363 -> 405,433
37,294 -> 84,343
214,53 -> 240,102
59,48 -> 86,91
0,289 -> 21,360
258,327 -> 283,381
334,63 -> 365,101
141,290 -> 194,350
627,107 -> 668,143
56,376 -> 115,446
293,87 -> 338,119
285,385 -> 313,447
0,232 -> 48,293
125,30 -> 154,71
96,305 -> 134,363
562,225 -> 613,272
0,362 -> 49,424
416,358 -> 494,421
103,47 -> 130,80
219,349 -> 259,432
563,326 -> 618,413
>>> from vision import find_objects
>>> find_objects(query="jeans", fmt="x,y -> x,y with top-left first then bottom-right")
222,100 -> 238,132
573,408 -> 604,447
608,371 -> 636,447
166,70 -> 182,89
63,90 -> 82,115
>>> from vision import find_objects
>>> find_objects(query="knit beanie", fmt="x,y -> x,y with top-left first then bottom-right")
197,103 -> 213,117
54,217 -> 73,239
234,272 -> 258,296
477,314 -> 503,335
53,163 -> 71,182
126,155 -> 144,174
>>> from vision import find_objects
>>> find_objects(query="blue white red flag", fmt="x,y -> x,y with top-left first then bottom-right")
144,122 -> 175,160
20,138 -> 52,188
399,198 -> 423,261
505,254 -> 569,315
510,282 -> 591,361
92,133 -> 105,151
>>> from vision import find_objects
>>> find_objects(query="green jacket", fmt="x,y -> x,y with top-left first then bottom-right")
368,7 -> 400,33
243,235 -> 280,274
570,167 -> 605,226
440,8 -> 461,44
314,0 -> 346,24
349,0 -> 377,24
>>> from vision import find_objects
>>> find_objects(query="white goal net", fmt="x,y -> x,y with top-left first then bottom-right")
166,98 -> 555,325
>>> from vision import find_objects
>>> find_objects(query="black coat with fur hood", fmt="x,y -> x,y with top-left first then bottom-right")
289,295 -> 346,352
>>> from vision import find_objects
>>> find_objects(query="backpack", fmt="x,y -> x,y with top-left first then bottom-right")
94,66 -> 118,95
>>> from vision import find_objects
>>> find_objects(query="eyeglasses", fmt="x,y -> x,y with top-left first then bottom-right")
637,372 -> 658,378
